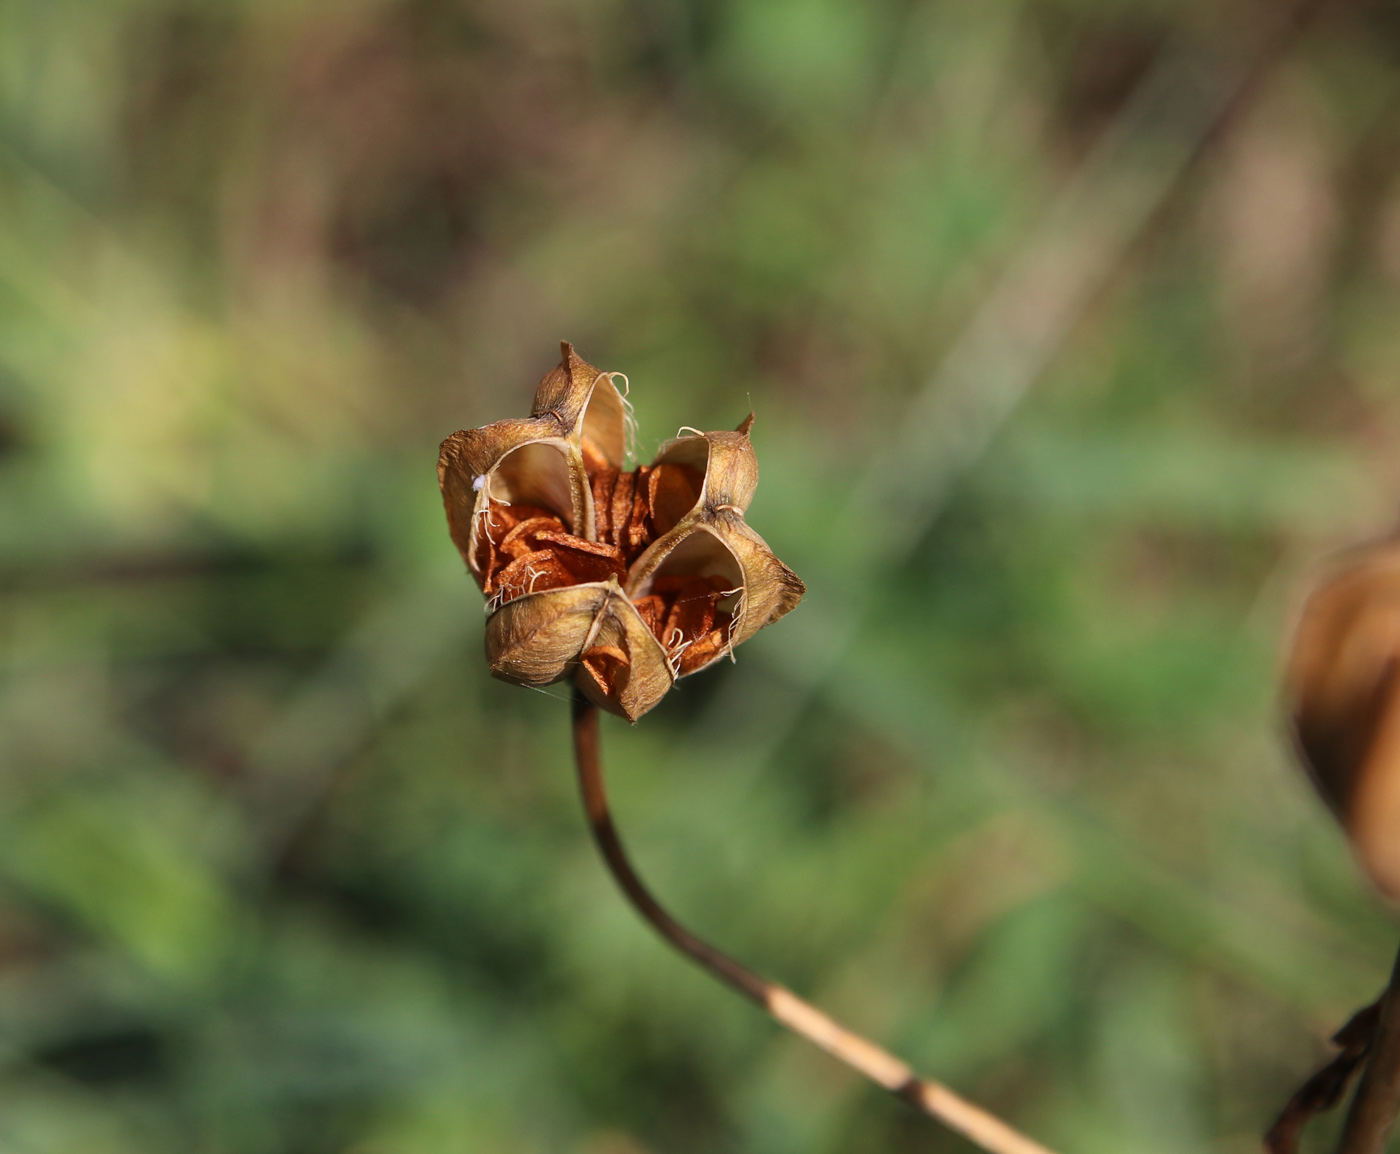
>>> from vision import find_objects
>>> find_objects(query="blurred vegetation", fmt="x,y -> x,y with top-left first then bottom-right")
1,0 -> 1400,1151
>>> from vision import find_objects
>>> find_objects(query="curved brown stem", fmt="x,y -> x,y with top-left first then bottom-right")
1264,1000 -> 1381,1153
571,693 -> 1059,1154
1338,941 -> 1400,1154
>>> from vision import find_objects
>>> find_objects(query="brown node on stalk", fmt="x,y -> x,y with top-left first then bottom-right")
1287,536 -> 1400,901
438,342 -> 804,721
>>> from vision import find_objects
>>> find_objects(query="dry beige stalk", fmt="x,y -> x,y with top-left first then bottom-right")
440,345 -> 1059,1154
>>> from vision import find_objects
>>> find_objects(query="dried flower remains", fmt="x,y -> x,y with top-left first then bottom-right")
439,343 -> 804,721
1287,537 -> 1400,902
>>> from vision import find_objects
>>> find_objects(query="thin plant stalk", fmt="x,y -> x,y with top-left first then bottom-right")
1339,942 -> 1400,1154
571,693 -> 1059,1154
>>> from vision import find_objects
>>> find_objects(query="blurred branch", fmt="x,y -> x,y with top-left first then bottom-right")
571,692 -> 1059,1154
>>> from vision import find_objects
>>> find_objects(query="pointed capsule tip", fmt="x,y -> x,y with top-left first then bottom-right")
735,412 -> 755,437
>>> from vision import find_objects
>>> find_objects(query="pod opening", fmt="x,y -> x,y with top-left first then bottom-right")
474,442 -> 625,605
488,442 -> 575,530
580,373 -> 629,471
631,529 -> 743,676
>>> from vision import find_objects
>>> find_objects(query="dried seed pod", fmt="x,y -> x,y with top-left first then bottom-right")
439,345 -> 803,721
485,579 -> 674,721
439,343 -> 628,567
1287,538 -> 1400,901
626,418 -> 804,676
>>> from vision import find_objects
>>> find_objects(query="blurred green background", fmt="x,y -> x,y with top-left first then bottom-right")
2,1 -> 1399,1151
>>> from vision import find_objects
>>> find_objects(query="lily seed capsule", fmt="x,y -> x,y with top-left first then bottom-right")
439,343 -> 804,721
